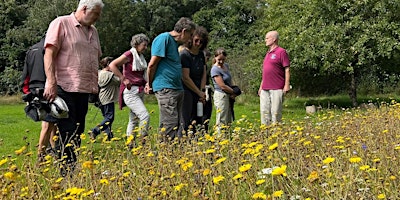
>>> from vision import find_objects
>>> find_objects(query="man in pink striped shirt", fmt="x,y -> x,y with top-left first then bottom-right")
43,0 -> 103,176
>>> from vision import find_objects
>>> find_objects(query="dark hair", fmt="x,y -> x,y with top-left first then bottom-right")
174,17 -> 196,33
100,57 -> 113,68
185,26 -> 209,51
213,48 -> 227,64
214,48 -> 227,57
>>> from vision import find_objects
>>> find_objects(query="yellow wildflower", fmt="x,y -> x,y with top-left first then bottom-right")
307,171 -> 319,182
323,157 -> 335,164
4,172 -> 15,180
252,192 -> 267,199
0,158 -> 7,166
359,165 -> 370,171
273,190 -> 284,197
15,146 -> 26,155
256,179 -> 265,185
66,187 -> 85,196
123,171 -> 131,177
174,183 -> 187,191
271,165 -> 287,176
82,161 -> 93,169
203,169 -> 211,176
239,164 -> 252,172
100,179 -> 109,185
181,161 -> 193,171
205,149 -> 215,154
349,157 -> 362,163
232,173 -> 243,180
215,157 -> 227,164
268,142 -> 278,150
219,140 -> 229,145
377,193 -> 386,199
213,175 -> 225,184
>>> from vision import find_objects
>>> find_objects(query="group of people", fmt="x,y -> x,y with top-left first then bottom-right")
22,0 -> 290,176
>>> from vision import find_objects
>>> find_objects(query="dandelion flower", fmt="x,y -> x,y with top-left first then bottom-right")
307,171 -> 319,182
82,161 -> 93,169
123,171 -> 131,177
377,193 -> 386,199
4,172 -> 15,180
273,190 -> 284,197
256,179 -> 265,185
215,157 -> 227,164
271,165 -> 287,176
213,175 -> 225,184
252,192 -> 267,199
359,165 -> 370,171
239,164 -> 252,172
174,183 -> 187,191
232,173 -> 243,180
66,187 -> 85,196
15,146 -> 26,155
269,142 -> 278,150
323,157 -> 335,164
203,169 -> 211,176
181,161 -> 193,171
349,157 -> 362,163
100,179 -> 109,185
0,158 -> 7,166
205,149 -> 215,154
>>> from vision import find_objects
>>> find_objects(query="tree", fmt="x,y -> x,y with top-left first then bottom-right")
255,0 -> 400,105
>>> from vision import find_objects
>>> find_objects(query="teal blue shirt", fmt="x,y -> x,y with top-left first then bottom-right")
151,32 -> 183,92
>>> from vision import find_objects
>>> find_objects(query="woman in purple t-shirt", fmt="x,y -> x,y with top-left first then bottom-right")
109,34 -> 151,147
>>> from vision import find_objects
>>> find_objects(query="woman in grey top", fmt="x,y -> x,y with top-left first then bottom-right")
90,57 -> 120,140
210,48 -> 239,132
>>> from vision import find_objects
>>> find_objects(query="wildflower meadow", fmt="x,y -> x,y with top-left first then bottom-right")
0,97 -> 399,199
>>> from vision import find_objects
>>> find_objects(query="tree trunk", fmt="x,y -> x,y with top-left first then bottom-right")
349,70 -> 358,107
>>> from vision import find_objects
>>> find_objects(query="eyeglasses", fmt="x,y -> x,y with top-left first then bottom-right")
194,39 -> 203,44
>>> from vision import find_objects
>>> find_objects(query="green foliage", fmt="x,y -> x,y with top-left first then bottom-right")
0,66 -> 21,95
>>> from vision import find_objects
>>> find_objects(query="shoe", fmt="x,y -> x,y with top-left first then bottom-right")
89,127 -> 100,140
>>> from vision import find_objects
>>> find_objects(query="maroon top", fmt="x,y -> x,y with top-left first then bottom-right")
118,50 -> 147,109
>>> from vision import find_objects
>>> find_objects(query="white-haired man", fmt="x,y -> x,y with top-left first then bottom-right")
43,0 -> 104,176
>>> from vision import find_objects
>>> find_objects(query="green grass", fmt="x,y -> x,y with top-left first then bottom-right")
1,93 -> 399,156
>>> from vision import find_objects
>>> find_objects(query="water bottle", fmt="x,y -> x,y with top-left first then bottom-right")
197,101 -> 203,117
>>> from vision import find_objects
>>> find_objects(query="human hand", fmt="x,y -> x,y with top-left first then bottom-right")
43,84 -> 57,102
144,83 -> 153,94
123,78 -> 131,90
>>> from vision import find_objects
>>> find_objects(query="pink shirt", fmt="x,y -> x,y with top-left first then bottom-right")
45,13 -> 101,93
262,46 -> 290,90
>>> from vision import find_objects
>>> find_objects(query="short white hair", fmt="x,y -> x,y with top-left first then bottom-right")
78,0 -> 104,10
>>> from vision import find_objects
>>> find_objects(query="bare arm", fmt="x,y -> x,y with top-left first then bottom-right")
146,56 -> 162,93
43,45 -> 59,102
109,54 -> 130,88
213,75 -> 234,95
283,67 -> 290,94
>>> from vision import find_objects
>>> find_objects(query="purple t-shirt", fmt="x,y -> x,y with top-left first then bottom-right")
262,47 -> 290,90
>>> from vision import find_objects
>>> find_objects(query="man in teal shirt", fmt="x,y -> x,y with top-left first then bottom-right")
147,17 -> 196,141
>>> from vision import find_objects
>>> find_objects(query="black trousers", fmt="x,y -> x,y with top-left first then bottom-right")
55,86 -> 89,165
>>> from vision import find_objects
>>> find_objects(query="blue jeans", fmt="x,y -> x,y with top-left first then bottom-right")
99,102 -> 115,135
